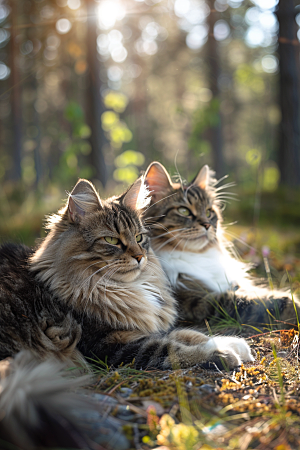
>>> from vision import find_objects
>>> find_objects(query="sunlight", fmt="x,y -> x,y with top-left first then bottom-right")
96,0 -> 126,30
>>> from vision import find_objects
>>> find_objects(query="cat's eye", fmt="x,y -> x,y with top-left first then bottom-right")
104,236 -> 119,245
178,207 -> 191,217
206,208 -> 213,218
136,234 -> 143,243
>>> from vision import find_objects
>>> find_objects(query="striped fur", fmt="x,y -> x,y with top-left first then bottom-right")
0,177 -> 253,374
144,162 -> 300,330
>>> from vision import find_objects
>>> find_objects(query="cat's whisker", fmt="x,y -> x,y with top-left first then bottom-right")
102,268 -> 123,299
142,192 -> 178,215
170,237 -> 185,254
151,254 -> 173,267
153,234 -> 181,252
79,259 -> 115,278
147,223 -> 170,233
222,230 -> 257,252
80,262 -> 118,290
88,266 -> 120,301
144,215 -> 166,221
213,174 -> 229,186
215,193 -> 239,199
151,227 -> 189,240
146,261 -> 166,277
214,182 -> 236,192
215,195 -> 239,201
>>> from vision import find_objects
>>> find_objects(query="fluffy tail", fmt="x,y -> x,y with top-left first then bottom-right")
0,351 -> 96,449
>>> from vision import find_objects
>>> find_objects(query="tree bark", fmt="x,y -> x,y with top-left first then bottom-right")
276,0 -> 300,186
9,0 -> 22,181
85,0 -> 107,187
206,0 -> 224,178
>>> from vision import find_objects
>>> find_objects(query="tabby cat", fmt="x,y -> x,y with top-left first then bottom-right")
0,177 -> 253,370
144,162 -> 300,330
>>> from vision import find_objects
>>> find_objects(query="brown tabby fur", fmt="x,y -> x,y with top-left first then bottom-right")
144,162 -> 300,331
0,177 -> 253,369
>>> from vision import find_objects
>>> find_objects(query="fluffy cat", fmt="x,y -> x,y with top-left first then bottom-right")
0,352 -> 97,449
144,162 -> 300,330
0,177 -> 253,370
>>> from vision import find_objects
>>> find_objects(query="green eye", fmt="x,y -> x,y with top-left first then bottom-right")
136,234 -> 143,243
178,207 -> 191,217
206,208 -> 213,218
104,237 -> 119,245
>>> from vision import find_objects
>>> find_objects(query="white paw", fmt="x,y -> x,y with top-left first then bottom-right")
205,336 -> 254,364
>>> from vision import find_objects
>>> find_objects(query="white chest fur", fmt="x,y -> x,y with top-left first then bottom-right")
137,283 -> 163,309
157,246 -> 248,293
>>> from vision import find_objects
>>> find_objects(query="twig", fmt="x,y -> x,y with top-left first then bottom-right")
211,362 -> 240,385
114,394 -> 148,418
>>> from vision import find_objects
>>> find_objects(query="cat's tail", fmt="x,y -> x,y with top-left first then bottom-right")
0,351 -> 96,449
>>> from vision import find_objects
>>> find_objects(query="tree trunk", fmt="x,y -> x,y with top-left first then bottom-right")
206,0 -> 224,178
276,0 -> 300,187
85,0 -> 107,187
9,0 -> 22,181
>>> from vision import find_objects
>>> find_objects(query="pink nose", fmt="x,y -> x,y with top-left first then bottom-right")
202,223 -> 211,230
134,254 -> 143,263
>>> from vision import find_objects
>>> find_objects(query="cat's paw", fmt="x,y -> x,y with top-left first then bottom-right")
204,336 -> 254,369
44,314 -> 82,356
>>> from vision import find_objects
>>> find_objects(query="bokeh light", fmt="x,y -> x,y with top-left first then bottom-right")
96,0 -> 125,30
56,18 -> 72,34
0,62 -> 10,80
261,55 -> 278,73
67,0 -> 81,10
214,20 -> 230,41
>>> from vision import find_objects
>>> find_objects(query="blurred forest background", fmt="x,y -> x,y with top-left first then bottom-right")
0,0 -> 300,287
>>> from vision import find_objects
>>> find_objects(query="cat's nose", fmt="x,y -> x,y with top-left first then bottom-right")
133,254 -> 143,263
202,222 -> 211,230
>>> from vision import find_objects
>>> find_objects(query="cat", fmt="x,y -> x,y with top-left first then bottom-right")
144,161 -> 300,331
0,177 -> 253,371
0,351 -> 98,449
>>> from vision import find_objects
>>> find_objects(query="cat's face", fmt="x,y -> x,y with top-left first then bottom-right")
59,178 -> 151,283
144,163 -> 222,253
75,203 -> 150,283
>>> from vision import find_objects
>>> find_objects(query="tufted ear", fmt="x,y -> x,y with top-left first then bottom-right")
144,162 -> 173,201
68,179 -> 102,223
192,165 -> 209,190
123,176 -> 151,211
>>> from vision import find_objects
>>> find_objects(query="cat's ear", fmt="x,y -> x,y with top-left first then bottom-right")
192,165 -> 209,190
123,177 -> 151,211
144,162 -> 173,201
68,179 -> 102,222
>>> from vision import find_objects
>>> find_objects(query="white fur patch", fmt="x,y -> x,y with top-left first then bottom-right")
138,282 -> 163,309
157,245 -> 249,293
205,336 -> 254,362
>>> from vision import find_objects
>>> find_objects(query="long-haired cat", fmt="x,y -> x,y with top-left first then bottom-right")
144,162 -> 300,330
0,177 -> 252,370
0,176 -> 254,446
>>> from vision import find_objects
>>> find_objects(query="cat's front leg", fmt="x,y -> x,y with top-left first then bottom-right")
167,329 -> 254,370
105,328 -> 254,370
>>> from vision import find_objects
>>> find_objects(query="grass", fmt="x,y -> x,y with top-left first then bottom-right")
84,328 -> 300,450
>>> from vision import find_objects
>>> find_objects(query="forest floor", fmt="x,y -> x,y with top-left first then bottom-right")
82,226 -> 300,450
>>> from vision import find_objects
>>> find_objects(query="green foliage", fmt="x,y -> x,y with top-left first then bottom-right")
101,91 -> 133,150
54,102 -> 94,186
113,150 -> 145,183
115,150 -> 145,168
234,64 -> 265,95
104,91 -> 129,113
